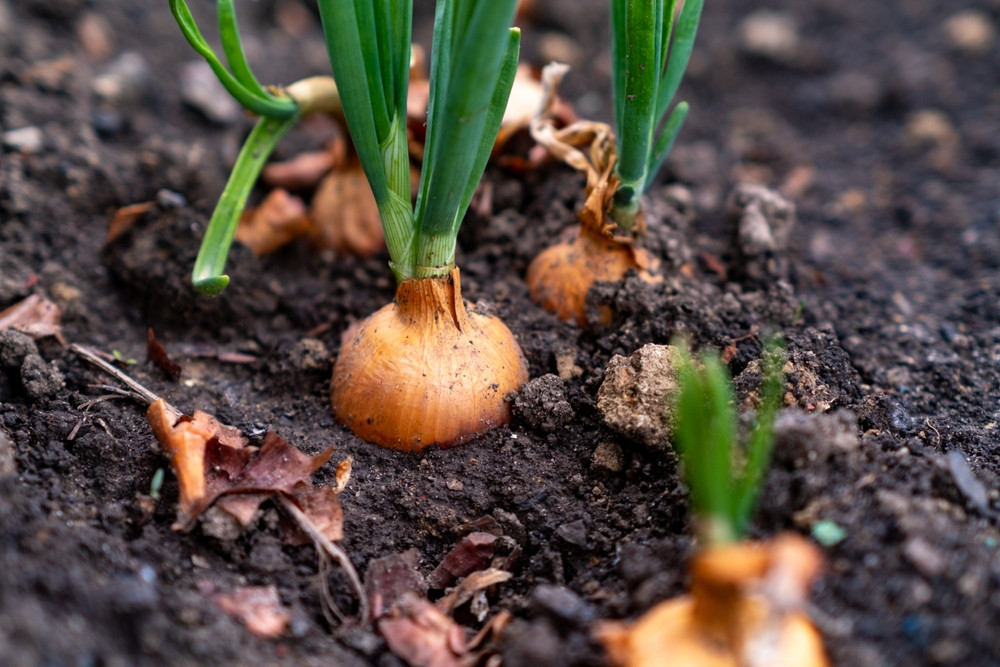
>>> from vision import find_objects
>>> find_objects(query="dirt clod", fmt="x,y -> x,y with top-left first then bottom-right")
597,344 -> 681,450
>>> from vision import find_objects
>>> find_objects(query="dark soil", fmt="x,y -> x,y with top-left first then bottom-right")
3,0 -> 1000,665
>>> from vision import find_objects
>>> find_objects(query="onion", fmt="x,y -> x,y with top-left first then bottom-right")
331,268 -> 528,451
526,225 -> 659,326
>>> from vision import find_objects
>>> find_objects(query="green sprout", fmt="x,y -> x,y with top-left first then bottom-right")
610,0 -> 703,232
169,0 -> 342,295
319,0 -> 520,281
672,336 -> 785,546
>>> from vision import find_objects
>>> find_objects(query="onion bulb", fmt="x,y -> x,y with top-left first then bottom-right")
597,534 -> 827,667
526,224 -> 659,326
331,268 -> 528,451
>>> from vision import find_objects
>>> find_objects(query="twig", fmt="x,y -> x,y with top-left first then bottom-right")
277,495 -> 369,626
70,344 -> 176,411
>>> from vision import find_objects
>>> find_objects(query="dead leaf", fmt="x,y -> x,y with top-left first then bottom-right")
495,65 -> 577,170
262,149 -> 337,190
380,593 -> 467,667
146,399 -> 336,531
308,161 -> 388,257
107,201 -> 154,243
147,328 -> 181,379
283,484 -> 344,544
367,550 -> 428,621
427,532 -> 497,590
0,294 -> 64,342
213,585 -> 291,638
234,188 -> 312,256
437,568 -> 512,616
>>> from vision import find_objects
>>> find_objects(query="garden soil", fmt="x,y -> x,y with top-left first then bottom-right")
2,0 -> 1000,665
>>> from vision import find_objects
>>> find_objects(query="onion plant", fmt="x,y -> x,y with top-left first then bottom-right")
525,0 -> 702,326
170,1 -> 527,450
321,0 -> 528,451
609,0 -> 703,232
169,0 -> 343,296
672,337 -> 785,545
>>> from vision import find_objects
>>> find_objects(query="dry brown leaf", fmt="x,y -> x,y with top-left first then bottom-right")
107,201 -> 154,243
380,593 -> 467,667
212,585 -> 291,638
437,568 -> 512,616
427,532 -> 497,590
146,328 -> 181,379
146,399 -> 337,530
596,534 -> 828,667
0,294 -> 64,342
308,161 -> 387,257
494,64 -> 577,170
262,149 -> 337,190
234,188 -> 312,256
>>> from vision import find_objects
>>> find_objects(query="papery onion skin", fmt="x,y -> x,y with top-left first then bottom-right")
331,268 -> 529,451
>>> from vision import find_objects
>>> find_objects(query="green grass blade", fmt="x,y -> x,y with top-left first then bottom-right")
702,352 -> 737,540
733,338 -> 786,536
615,0 -> 658,198
389,1 -> 412,112
317,0 -> 392,204
414,0 -> 519,239
659,0 -> 678,76
655,0 -> 702,123
646,100 -> 688,184
217,0 -> 268,97
168,0 -> 296,118
191,114 -> 298,295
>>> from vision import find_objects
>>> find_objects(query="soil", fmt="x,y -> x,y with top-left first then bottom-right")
2,0 -> 999,665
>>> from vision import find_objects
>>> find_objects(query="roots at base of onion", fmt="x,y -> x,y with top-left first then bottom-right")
526,225 -> 660,326
331,267 -> 529,451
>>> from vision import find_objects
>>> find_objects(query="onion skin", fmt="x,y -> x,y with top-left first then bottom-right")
526,225 -> 658,326
331,268 -> 529,451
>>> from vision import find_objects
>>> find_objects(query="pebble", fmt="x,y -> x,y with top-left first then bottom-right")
156,189 -> 187,209
0,0 -> 10,39
531,584 -> 594,626
903,536 -> 946,577
93,51 -> 151,105
944,10 -> 996,55
596,344 -> 681,450
76,11 -> 114,62
904,109 -> 959,153
0,426 -> 15,478
739,10 -> 800,63
556,519 -> 588,548
945,450 -> 989,514
590,441 -> 624,474
180,61 -> 241,125
3,126 -> 44,155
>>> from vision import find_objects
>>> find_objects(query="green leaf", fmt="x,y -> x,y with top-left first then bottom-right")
217,0 -> 268,98
168,0 -> 297,118
733,337 -> 785,535
191,114 -> 298,295
317,0 -> 400,205
655,0 -> 702,123
614,0 -> 658,192
646,100 -> 688,183
414,0 -> 519,238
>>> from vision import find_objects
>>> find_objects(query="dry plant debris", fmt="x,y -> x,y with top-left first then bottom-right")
0,294 -> 64,342
233,188 -> 312,256
211,584 -> 292,638
146,328 -> 182,379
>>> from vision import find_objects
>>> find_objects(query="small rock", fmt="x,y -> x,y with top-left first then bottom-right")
0,427 -> 16,478
20,354 -> 64,400
554,347 -> 583,380
591,441 -> 624,474
0,0 -> 11,40
288,338 -> 330,373
513,374 -> 575,434
945,450 -> 989,514
726,183 -> 795,281
156,189 -> 188,209
596,344 -> 681,450
903,536 -> 947,578
826,70 -> 885,113
76,11 -> 114,62
556,519 -> 588,548
739,10 -> 800,63
180,61 -> 241,125
200,505 -> 244,542
904,109 -> 959,153
3,126 -> 44,155
944,10 -> 996,55
93,51 -> 151,105
531,584 -> 593,626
